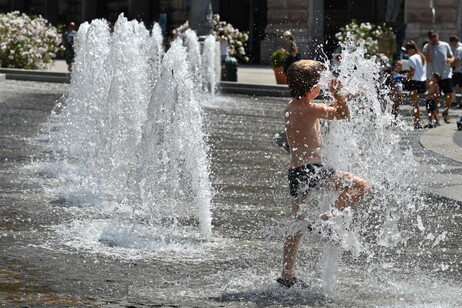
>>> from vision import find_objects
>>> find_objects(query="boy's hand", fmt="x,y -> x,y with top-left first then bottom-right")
328,79 -> 344,99
329,79 -> 359,102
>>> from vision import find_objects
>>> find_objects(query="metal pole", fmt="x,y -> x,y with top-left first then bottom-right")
430,0 -> 436,27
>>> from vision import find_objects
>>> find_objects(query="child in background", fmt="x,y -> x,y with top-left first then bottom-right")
391,60 -> 406,118
425,73 -> 441,128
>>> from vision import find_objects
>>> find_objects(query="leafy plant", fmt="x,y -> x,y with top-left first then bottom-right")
335,19 -> 394,58
271,48 -> 286,68
212,14 -> 249,63
0,11 -> 60,69
176,14 -> 249,63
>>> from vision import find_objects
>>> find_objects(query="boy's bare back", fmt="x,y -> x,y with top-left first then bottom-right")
285,80 -> 350,168
285,101 -> 326,167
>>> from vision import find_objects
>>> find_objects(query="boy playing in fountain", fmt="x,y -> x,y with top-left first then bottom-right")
425,73 -> 441,128
277,60 -> 371,288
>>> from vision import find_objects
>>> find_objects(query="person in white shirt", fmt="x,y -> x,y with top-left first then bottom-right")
452,44 -> 462,108
405,41 -> 427,129
218,30 -> 229,61
449,35 -> 462,56
423,30 -> 455,123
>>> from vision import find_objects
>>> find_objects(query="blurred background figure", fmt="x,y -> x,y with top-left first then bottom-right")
282,31 -> 300,75
62,22 -> 77,72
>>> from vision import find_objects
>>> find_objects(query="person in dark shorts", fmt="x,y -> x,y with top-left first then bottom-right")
288,163 -> 336,198
405,41 -> 427,129
277,60 -> 371,289
62,22 -> 77,72
425,73 -> 441,128
282,31 -> 301,75
423,30 -> 454,123
452,40 -> 462,108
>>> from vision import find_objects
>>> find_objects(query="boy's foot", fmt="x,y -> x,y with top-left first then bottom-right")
413,122 -> 423,129
423,124 -> 434,129
276,277 -> 309,289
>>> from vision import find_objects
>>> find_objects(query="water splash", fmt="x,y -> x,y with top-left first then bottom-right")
148,22 -> 164,86
276,39 -> 454,296
321,40 -> 423,253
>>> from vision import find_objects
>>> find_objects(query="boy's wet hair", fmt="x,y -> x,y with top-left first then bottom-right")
287,60 -> 325,98
432,72 -> 441,82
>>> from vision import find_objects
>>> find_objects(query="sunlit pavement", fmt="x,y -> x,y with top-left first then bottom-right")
0,72 -> 461,306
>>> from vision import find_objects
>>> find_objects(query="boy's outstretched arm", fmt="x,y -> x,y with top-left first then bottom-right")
328,79 -> 350,120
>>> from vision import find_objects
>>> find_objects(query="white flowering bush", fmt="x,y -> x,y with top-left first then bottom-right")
0,11 -> 60,69
335,19 -> 393,58
176,14 -> 249,62
212,14 -> 249,62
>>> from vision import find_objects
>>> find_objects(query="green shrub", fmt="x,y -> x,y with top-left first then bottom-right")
335,19 -> 394,58
271,48 -> 286,68
176,14 -> 250,63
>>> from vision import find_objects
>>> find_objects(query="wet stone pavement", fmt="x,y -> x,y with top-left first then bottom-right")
1,80 -> 462,307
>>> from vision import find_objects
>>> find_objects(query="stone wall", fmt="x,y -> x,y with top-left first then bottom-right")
260,0 -> 324,65
405,0 -> 461,46
159,0 -> 189,28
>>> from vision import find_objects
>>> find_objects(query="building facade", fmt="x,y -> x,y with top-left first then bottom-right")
0,0 -> 461,64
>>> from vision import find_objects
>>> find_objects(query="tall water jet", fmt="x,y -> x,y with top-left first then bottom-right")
136,39 -> 213,240
48,19 -> 112,204
201,34 -> 217,95
100,15 -> 152,202
148,23 -> 164,86
45,14 -> 213,250
184,29 -> 202,83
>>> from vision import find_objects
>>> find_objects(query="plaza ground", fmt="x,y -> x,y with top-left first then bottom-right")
0,61 -> 462,306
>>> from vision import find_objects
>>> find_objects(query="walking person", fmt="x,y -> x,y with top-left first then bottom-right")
404,41 -> 427,129
451,37 -> 462,108
282,31 -> 301,75
449,35 -> 461,56
62,22 -> 77,72
422,30 -> 455,123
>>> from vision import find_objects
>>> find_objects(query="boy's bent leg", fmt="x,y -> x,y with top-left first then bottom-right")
410,91 -> 421,125
327,170 -> 371,212
282,197 -> 308,280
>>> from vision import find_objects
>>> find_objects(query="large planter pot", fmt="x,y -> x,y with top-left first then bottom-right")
273,67 -> 287,84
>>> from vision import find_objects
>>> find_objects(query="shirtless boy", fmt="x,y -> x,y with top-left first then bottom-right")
277,60 -> 371,288
425,73 -> 441,128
